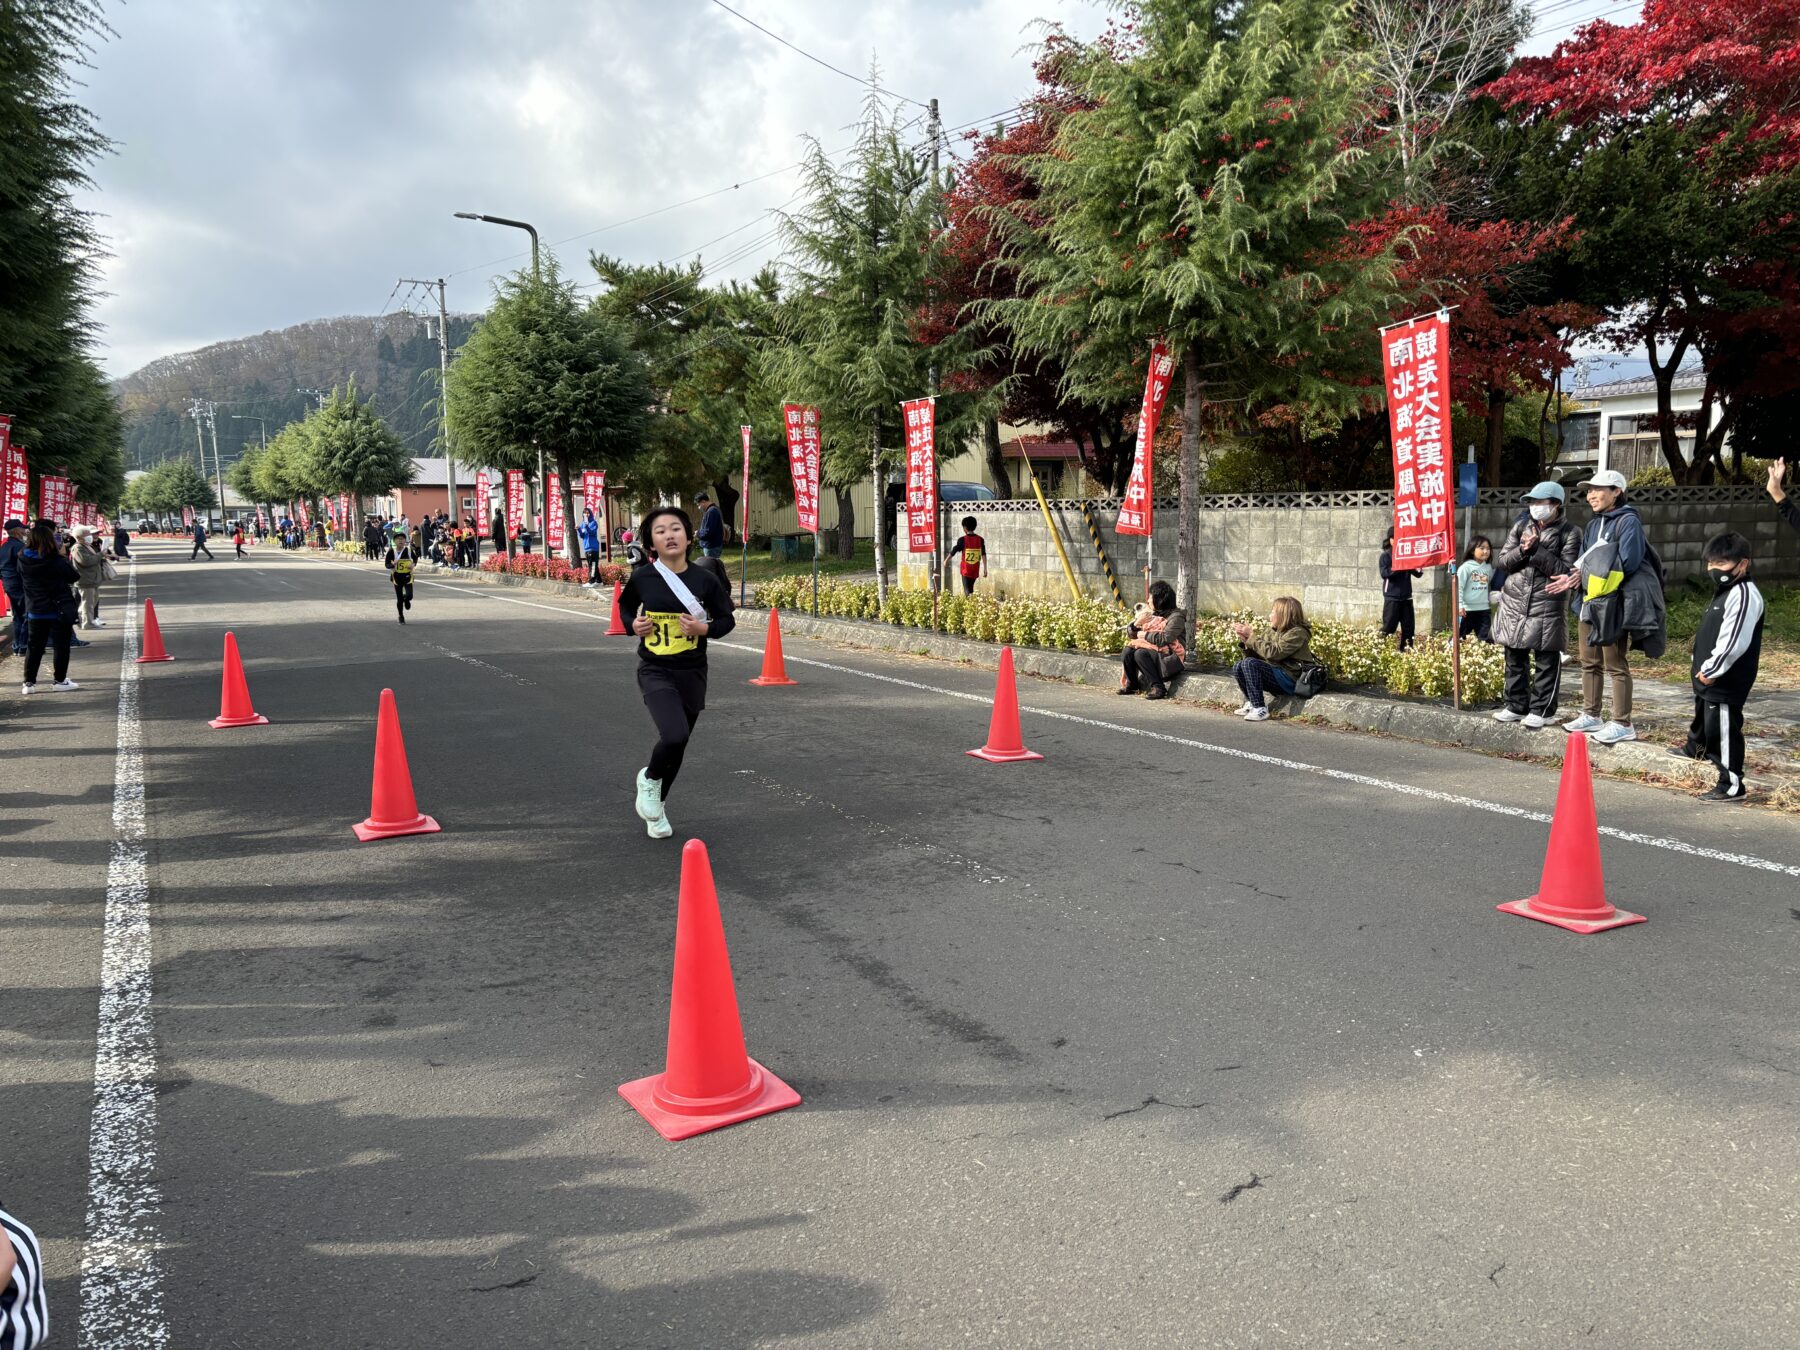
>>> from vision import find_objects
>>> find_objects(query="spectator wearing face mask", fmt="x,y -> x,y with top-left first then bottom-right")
1492,481 -> 1581,729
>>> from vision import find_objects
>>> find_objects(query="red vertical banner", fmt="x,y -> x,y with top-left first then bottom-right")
739,426 -> 752,538
339,493 -> 351,529
1381,312 -> 1455,568
183,505 -> 195,528
256,507 -> 267,531
1117,343 -> 1175,537
505,470 -> 526,538
547,484 -> 565,552
900,397 -> 937,553
580,468 -> 605,534
40,475 -> 72,524
298,499 -> 312,531
1,419 -> 28,523
475,470 -> 491,536
782,404 -> 820,534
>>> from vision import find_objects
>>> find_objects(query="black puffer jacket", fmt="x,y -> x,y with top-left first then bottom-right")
19,547 -> 79,620
1493,509 -> 1580,652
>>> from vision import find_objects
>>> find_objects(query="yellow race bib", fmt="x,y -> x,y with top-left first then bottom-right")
643,611 -> 697,657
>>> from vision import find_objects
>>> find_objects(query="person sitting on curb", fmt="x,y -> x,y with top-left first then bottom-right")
1231,595 -> 1317,722
1493,481 -> 1581,729
1769,458 -> 1797,533
1562,469 -> 1647,745
1117,580 -> 1187,701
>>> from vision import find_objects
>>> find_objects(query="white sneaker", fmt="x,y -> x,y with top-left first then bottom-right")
1522,712 -> 1549,730
1562,713 -> 1604,734
1233,701 -> 1255,716
90,619 -> 106,628
21,683 -> 36,695
52,679 -> 79,692
634,769 -> 663,822
1593,721 -> 1636,746
1492,708 -> 1524,723
646,809 -> 672,839
1244,705 -> 1270,722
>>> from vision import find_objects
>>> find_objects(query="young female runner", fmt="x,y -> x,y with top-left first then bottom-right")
618,506 -> 735,838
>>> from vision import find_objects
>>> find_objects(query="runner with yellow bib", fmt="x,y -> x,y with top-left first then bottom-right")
619,506 -> 736,840
385,530 -> 421,624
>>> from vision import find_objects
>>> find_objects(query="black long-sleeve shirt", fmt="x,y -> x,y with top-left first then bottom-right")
618,562 -> 735,669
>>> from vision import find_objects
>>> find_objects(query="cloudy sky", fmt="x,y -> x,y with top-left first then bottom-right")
76,0 -> 1622,381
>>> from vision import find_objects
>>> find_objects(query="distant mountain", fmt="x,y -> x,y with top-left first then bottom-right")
113,313 -> 480,472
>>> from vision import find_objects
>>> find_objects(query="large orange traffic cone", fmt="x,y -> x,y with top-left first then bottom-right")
353,688 -> 441,841
137,598 -> 174,663
619,840 -> 801,1141
605,580 -> 629,636
1497,733 -> 1644,933
967,646 -> 1044,763
748,609 -> 798,686
208,632 -> 268,728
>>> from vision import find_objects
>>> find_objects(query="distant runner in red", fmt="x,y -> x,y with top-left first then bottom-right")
232,523 -> 246,559
946,516 -> 985,595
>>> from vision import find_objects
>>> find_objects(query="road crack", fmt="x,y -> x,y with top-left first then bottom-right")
1220,1173 -> 1263,1204
1101,1095 -> 1206,1121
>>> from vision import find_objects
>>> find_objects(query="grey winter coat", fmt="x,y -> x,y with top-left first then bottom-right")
1494,509 -> 1580,653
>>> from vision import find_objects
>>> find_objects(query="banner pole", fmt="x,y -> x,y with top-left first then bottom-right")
1450,560 -> 1463,711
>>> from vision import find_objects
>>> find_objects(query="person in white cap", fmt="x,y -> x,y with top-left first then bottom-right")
1564,469 -> 1646,744
69,523 -> 107,629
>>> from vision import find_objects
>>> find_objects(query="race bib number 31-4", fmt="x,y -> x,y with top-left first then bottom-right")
644,611 -> 698,657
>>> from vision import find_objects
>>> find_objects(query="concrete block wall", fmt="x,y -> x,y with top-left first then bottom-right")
898,487 -> 1796,628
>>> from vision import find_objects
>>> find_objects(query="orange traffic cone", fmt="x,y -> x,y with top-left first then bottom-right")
967,646 -> 1043,763
606,580 -> 629,636
748,609 -> 798,686
137,598 -> 174,663
1497,733 -> 1645,933
619,840 -> 801,1141
353,688 -> 441,841
208,632 -> 268,728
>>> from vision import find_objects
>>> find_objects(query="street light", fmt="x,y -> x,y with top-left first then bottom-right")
230,415 -> 267,447
455,210 -> 550,558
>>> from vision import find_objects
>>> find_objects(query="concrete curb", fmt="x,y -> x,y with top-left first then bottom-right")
408,564 -> 1725,788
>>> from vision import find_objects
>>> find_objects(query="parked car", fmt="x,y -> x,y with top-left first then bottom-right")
939,481 -> 997,502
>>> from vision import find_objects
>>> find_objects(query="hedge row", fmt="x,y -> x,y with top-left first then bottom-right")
753,576 -> 1506,703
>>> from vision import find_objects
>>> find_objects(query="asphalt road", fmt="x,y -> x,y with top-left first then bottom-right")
4,538 -> 1798,1349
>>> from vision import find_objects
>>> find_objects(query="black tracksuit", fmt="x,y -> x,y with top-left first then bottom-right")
618,562 -> 736,800
1380,549 -> 1422,649
385,545 -> 419,622
1681,572 -> 1765,797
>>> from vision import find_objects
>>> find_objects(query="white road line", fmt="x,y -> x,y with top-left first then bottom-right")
80,560 -> 170,1347
713,644 -> 1800,880
273,555 -> 1800,879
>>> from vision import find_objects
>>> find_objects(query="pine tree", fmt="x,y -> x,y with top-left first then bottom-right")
1000,0 -> 1407,626
303,385 -> 415,532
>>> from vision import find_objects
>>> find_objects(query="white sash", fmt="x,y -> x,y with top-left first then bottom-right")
653,560 -> 708,619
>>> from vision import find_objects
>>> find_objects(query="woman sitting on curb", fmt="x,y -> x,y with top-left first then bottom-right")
1231,596 -> 1317,722
1118,580 -> 1187,701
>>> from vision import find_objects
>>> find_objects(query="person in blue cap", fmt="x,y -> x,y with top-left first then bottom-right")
1492,480 -> 1581,729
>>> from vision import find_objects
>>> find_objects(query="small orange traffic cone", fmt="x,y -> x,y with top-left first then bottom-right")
606,580 -> 629,636
208,632 -> 268,728
748,609 -> 798,686
1497,733 -> 1645,934
353,688 -> 440,841
967,646 -> 1043,763
137,598 -> 174,663
619,840 -> 801,1141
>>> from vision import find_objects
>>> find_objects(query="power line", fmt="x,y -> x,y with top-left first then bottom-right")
706,0 -> 929,108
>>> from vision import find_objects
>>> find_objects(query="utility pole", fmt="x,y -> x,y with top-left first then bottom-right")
204,403 -> 227,530
927,96 -> 944,630
400,277 -> 458,524
188,398 -> 207,533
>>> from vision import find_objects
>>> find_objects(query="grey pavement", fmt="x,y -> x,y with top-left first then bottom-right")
3,538 -> 1798,1348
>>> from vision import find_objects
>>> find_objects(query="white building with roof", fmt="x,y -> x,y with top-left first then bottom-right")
1562,368 -> 1724,481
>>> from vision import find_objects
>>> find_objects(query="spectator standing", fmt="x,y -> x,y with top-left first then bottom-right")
1117,580 -> 1188,701
1563,470 -> 1646,744
1456,537 -> 1496,643
1,520 -> 28,658
1379,530 -> 1422,649
1231,596 -> 1318,721
112,520 -> 131,558
1492,482 -> 1581,729
695,491 -> 726,559
18,521 -> 80,693
577,508 -> 603,585
1676,532 -> 1764,802
190,518 -> 214,560
946,517 -> 986,595
70,524 -> 106,628
1768,458 -> 1797,533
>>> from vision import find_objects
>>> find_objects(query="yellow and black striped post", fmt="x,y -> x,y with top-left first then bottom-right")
1077,500 -> 1128,610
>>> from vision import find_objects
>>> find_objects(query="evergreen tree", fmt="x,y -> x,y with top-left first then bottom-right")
445,263 -> 652,562
760,89 -> 943,593
1000,0 -> 1407,626
302,385 -> 415,531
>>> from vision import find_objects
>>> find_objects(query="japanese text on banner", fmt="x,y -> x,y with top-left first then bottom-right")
0,419 -> 27,523
1380,313 -> 1455,568
476,471 -> 491,536
40,475 -> 71,525
581,469 -> 605,535
900,397 -> 937,554
547,486 -> 564,551
1117,343 -> 1175,538
782,403 -> 820,534
505,470 -> 526,538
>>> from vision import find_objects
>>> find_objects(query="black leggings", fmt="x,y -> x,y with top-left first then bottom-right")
638,663 -> 706,800
25,617 -> 72,685
1381,597 -> 1414,649
394,581 -> 413,614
